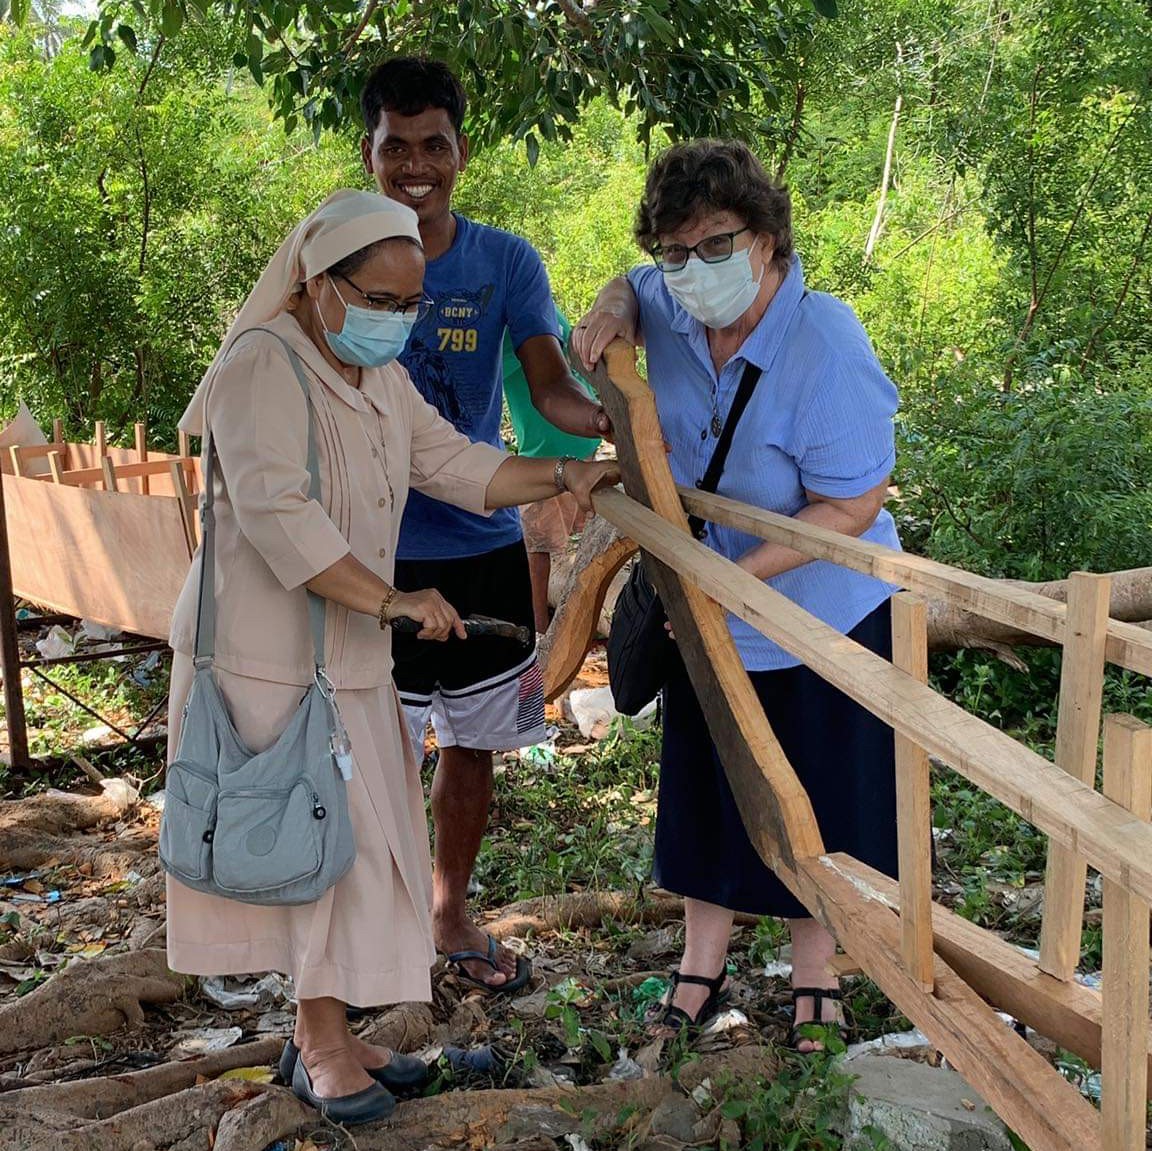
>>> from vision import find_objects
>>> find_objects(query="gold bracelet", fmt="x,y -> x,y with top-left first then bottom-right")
377,585 -> 399,630
553,455 -> 575,493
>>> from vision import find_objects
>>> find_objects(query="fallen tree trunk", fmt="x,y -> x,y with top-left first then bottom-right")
541,522 -> 1152,698
927,566 -> 1152,655
0,948 -> 186,1057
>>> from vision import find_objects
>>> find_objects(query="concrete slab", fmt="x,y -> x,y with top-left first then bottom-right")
846,1055 -> 1014,1151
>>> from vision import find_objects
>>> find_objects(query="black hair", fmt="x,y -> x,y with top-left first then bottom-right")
634,139 -> 793,273
327,236 -> 421,279
360,56 -> 467,136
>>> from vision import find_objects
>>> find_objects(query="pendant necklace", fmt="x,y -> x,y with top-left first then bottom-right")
709,381 -> 723,438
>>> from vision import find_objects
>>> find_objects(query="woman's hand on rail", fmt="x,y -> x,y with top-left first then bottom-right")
562,459 -> 621,513
390,588 -> 466,642
572,277 -> 640,371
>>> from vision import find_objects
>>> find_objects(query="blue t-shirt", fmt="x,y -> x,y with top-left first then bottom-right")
629,254 -> 901,671
398,214 -> 561,560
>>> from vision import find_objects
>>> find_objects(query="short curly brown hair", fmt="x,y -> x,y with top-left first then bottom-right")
634,140 -> 793,272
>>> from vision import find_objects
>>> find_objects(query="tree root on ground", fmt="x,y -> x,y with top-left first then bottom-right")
484,891 -> 759,939
0,1035 -> 286,1119
0,782 -> 152,875
0,947 -> 186,1057
0,1078 -> 274,1151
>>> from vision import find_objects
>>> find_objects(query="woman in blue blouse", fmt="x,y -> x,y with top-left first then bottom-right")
573,140 -> 901,1051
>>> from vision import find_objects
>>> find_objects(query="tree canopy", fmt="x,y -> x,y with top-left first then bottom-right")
60,1 -> 838,151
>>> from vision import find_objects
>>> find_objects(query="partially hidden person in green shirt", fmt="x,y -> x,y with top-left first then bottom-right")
502,310 -> 602,634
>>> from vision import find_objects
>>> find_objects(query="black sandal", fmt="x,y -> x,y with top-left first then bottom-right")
789,986 -> 845,1051
656,970 -> 730,1037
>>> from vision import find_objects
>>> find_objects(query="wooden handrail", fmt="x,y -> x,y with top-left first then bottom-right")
678,486 -> 1152,677
39,457 -> 198,488
594,485 -> 1152,908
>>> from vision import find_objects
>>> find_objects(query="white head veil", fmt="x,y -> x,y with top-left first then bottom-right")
179,189 -> 421,434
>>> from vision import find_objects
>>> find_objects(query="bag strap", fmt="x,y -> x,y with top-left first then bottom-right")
687,358 -> 763,540
193,330 -> 327,674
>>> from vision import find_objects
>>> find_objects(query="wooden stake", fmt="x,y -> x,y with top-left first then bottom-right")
47,451 -> 64,484
891,592 -> 934,992
7,447 -> 23,478
1101,714 -> 1152,1151
169,462 -> 197,557
178,431 -> 191,460
134,421 -> 149,495
1039,572 -> 1112,980
51,418 -> 63,445
100,457 -> 118,492
94,420 -> 107,458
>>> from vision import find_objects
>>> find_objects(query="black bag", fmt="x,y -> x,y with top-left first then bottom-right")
606,360 -> 764,715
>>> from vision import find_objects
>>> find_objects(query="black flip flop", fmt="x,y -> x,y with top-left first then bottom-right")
445,933 -> 532,996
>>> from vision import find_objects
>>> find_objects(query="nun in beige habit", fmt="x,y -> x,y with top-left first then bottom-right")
165,189 -> 618,1124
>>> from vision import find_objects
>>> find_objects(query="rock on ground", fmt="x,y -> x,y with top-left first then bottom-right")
846,1055 -> 1013,1151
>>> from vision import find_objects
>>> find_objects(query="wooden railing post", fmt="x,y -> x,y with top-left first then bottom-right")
891,592 -> 934,992
94,420 -> 107,459
1039,572 -> 1112,980
1100,714 -> 1152,1151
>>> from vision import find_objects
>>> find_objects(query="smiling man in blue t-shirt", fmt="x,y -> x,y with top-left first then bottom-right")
360,57 -> 609,995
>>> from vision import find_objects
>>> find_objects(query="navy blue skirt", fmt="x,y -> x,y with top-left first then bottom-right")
653,599 -> 898,919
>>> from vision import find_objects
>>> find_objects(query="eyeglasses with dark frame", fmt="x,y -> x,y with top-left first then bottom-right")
650,227 -> 751,272
333,271 -> 433,321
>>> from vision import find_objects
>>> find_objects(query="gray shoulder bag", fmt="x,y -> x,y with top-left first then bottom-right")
159,332 -> 357,905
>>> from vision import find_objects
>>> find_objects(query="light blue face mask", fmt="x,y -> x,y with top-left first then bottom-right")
319,277 -> 417,368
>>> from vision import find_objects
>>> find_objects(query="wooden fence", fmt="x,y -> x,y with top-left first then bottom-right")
560,343 -> 1152,1151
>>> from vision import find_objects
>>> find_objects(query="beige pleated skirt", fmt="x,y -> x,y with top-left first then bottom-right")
164,654 -> 435,1007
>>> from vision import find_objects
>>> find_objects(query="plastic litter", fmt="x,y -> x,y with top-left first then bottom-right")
565,687 -> 657,740
521,724 -> 560,767
605,1046 -> 645,1080
441,1044 -> 503,1075
80,619 -> 121,641
171,1026 -> 243,1058
35,625 -> 74,660
199,972 -> 294,1011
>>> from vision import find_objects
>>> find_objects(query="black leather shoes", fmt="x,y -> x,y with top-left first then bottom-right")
280,1038 -> 429,1094
290,1057 -> 395,1125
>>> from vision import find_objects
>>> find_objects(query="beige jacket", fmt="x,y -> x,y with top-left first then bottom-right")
169,312 -> 506,687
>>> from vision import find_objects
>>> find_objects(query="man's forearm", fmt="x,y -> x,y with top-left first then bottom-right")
530,374 -> 604,438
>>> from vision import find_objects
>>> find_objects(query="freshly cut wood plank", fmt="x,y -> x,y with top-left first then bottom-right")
837,856 -> 1152,1085
94,420 -> 106,458
594,487 -> 1152,906
595,343 -> 823,869
793,855 -> 1102,1151
1039,573 -> 1112,980
100,457 -> 118,492
1100,715 -> 1152,1151
47,451 -> 65,485
169,462 -> 197,556
891,592 -> 934,992
678,486 -> 1152,677
47,458 -> 197,488
3,474 -> 192,638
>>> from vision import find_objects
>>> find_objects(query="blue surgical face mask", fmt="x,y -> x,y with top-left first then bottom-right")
318,277 -> 417,368
662,241 -> 763,330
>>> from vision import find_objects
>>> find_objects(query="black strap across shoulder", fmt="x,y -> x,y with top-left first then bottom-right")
687,357 -> 763,540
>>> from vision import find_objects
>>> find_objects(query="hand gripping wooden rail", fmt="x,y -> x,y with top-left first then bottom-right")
552,341 -> 1152,1151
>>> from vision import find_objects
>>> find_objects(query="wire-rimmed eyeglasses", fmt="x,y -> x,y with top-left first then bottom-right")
333,272 -> 433,321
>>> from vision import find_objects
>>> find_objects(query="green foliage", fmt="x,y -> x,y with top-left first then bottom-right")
80,0 -> 831,149
468,724 -> 659,905
0,22 -> 357,443
707,1056 -> 894,1151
